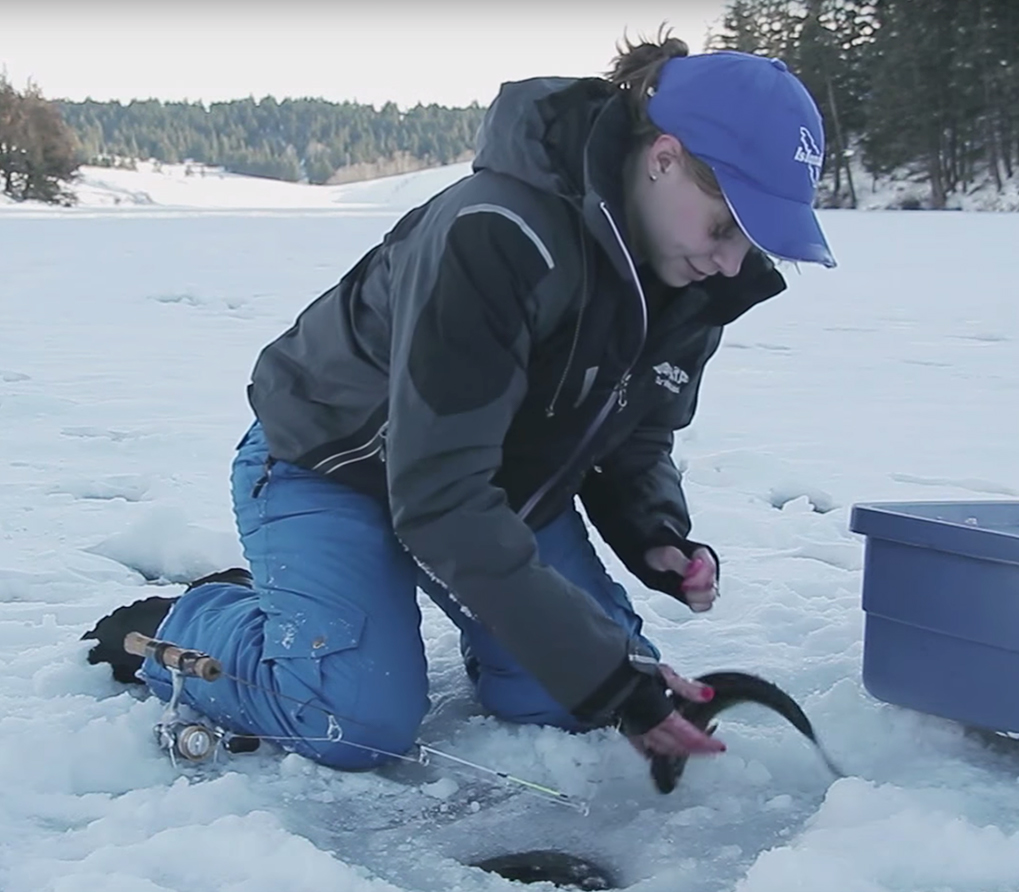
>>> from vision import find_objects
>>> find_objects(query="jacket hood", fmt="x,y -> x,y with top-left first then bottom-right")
473,76 -> 643,289
473,76 -> 626,207
472,77 -> 574,196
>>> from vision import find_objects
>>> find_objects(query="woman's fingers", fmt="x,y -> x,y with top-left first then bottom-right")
680,548 -> 717,591
680,549 -> 718,612
644,545 -> 719,611
625,665 -> 726,758
642,712 -> 726,757
644,545 -> 690,575
659,663 -> 715,703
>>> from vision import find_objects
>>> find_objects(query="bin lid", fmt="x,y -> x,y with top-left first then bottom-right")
850,501 -> 1019,566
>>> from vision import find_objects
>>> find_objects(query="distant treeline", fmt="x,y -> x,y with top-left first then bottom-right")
58,97 -> 489,184
708,0 -> 1019,207
5,0 -> 1019,207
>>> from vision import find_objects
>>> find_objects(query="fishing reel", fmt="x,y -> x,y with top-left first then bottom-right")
157,719 -> 219,763
155,717 -> 260,765
124,631 -> 259,767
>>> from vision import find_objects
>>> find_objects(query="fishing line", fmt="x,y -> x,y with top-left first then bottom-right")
140,635 -> 589,813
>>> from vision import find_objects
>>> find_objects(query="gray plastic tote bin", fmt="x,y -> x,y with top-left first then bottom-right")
849,500 -> 1019,731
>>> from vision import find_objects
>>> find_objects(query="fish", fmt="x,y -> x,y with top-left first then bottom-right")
650,670 -> 843,794
470,672 -> 839,887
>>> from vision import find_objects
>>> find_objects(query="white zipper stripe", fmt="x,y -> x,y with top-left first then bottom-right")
320,443 -> 384,476
313,422 -> 387,471
597,202 -> 648,341
456,204 -> 555,270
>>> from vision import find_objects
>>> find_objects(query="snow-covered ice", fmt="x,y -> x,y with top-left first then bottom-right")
2,165 -> 1019,891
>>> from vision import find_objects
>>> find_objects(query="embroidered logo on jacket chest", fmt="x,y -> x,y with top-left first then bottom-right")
652,361 -> 690,394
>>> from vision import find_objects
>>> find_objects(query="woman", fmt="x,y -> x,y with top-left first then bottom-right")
87,33 -> 835,771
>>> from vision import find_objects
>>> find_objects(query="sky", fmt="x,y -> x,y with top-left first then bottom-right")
0,1 -> 729,108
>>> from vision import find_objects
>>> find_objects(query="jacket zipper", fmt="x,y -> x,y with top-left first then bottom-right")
519,201 -> 647,522
616,371 -> 631,410
251,456 -> 277,498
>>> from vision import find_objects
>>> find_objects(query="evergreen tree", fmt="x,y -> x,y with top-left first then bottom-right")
794,0 -> 877,206
0,77 -> 80,204
0,76 -> 23,196
861,0 -> 1019,204
865,0 -> 965,206
707,0 -> 803,58
968,0 -> 1019,188
709,0 -> 1018,205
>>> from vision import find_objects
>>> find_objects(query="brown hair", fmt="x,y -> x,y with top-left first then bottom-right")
605,25 -> 722,198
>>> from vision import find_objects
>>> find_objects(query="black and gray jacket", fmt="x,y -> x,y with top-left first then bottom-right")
248,76 -> 786,728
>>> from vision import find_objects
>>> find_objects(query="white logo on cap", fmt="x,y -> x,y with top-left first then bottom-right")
794,127 -> 823,186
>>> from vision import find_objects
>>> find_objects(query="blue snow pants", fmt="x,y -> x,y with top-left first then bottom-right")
143,422 -> 655,769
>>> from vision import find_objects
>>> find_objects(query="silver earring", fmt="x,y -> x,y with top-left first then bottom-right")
649,172 -> 658,182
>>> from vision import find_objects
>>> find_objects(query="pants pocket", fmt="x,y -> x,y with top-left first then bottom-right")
260,595 -> 367,733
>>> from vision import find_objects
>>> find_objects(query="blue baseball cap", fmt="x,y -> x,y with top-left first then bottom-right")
647,51 -> 836,268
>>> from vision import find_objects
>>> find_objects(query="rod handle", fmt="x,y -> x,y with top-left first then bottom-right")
123,632 -> 222,681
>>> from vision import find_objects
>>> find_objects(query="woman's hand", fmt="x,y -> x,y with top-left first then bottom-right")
644,544 -> 719,612
627,664 -> 726,757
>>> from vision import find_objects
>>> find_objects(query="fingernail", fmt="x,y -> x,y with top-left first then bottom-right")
686,558 -> 704,575
700,686 -> 714,701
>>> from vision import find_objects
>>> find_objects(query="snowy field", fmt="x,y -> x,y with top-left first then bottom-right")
0,159 -> 476,212
2,164 -> 1019,892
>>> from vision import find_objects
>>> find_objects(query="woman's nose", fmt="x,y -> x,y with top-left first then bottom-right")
714,240 -> 750,277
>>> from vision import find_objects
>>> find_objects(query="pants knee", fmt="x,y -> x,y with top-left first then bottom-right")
475,677 -> 587,733
271,657 -> 429,770
305,693 -> 429,770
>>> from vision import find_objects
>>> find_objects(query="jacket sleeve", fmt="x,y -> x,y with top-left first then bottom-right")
580,250 -> 785,596
579,371 -> 719,600
385,205 -> 654,723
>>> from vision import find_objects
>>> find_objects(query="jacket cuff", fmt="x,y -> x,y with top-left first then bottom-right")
637,525 -> 721,601
571,646 -> 659,727
617,672 -> 674,736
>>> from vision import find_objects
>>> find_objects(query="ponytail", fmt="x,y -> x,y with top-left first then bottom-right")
606,25 -> 722,198
605,25 -> 689,133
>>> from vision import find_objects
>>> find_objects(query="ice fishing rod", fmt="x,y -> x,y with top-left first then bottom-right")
123,632 -> 590,814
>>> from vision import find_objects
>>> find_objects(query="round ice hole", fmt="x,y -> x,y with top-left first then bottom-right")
472,849 -> 616,890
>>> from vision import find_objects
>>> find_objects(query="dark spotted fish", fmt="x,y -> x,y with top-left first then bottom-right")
472,850 -> 615,890
651,671 -> 843,794
471,672 -> 840,887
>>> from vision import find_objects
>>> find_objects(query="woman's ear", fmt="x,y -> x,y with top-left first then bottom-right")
649,133 -> 684,179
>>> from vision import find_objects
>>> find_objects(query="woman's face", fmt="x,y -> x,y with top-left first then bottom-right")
627,134 -> 752,288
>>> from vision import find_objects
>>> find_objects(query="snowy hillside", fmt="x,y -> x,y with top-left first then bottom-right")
2,165 -> 1019,892
0,159 -> 473,212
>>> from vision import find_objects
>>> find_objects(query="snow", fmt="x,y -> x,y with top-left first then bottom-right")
818,151 -> 1019,212
2,164 -> 1019,892
0,159 -> 474,213
851,170 -> 1019,212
